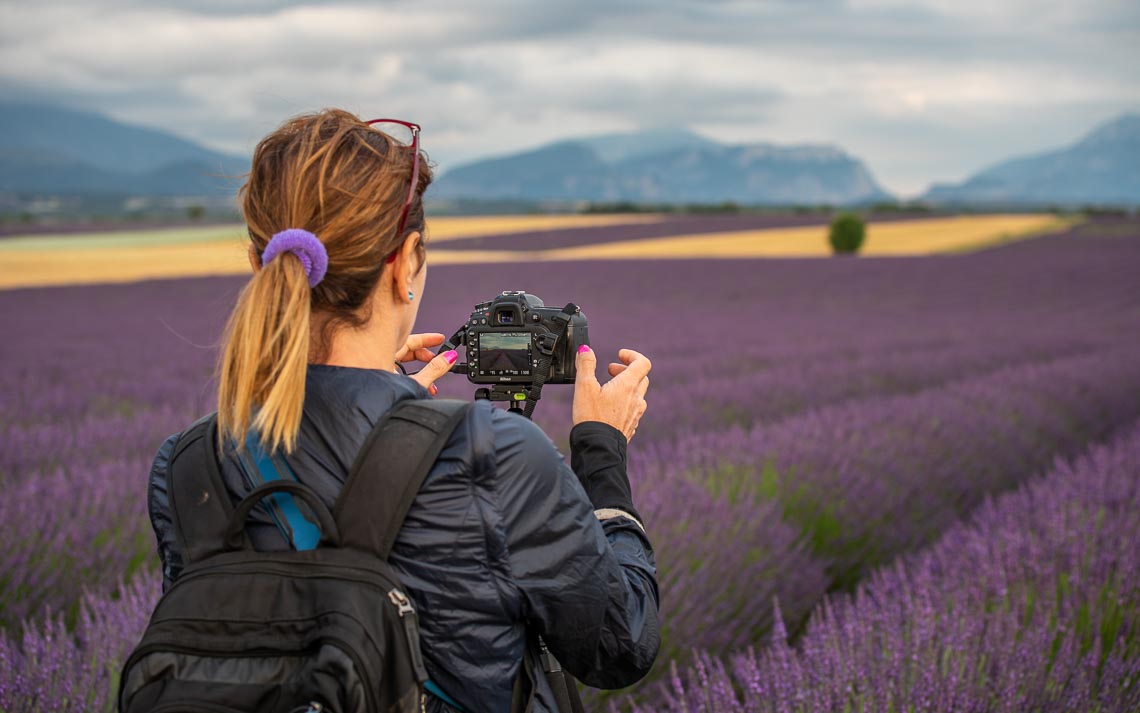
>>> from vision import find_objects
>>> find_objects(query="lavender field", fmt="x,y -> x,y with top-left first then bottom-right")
2,217 -> 1139,711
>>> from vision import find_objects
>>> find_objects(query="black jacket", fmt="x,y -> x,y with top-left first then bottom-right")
147,364 -> 660,712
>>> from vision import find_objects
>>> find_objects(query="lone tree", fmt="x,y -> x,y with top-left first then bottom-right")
829,212 -> 866,255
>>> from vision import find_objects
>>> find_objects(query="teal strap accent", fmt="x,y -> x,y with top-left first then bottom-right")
241,430 -> 321,551
424,680 -> 465,711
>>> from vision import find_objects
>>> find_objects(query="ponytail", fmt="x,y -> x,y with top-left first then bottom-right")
216,246 -> 315,455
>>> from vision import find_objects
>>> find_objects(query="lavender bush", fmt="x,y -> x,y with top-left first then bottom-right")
657,345 -> 1140,589
0,279 -> 223,628
0,577 -> 159,713
630,467 -> 828,673
642,419 -> 1140,712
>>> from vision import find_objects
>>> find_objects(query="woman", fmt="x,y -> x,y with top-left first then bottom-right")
146,109 -> 660,712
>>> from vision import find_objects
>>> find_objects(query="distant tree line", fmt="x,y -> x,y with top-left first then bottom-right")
3,193 -> 1136,231
580,201 -> 1138,217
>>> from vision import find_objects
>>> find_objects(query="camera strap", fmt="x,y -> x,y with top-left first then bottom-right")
524,351 -> 551,419
539,637 -> 586,713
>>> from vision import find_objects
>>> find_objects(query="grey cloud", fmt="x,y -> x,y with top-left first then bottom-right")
546,80 -> 782,126
1,0 -> 1137,195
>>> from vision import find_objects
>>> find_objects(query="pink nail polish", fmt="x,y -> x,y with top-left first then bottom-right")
578,345 -> 591,354
444,350 -> 458,364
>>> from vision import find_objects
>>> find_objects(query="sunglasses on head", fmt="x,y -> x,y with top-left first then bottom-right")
365,118 -> 421,265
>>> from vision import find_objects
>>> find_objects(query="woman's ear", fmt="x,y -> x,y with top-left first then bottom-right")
248,244 -> 261,273
394,231 -> 421,304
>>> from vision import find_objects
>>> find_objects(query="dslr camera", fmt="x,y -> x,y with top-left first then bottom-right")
443,291 -> 588,414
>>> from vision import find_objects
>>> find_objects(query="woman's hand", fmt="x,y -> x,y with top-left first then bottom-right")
396,332 -> 458,396
573,346 -> 652,442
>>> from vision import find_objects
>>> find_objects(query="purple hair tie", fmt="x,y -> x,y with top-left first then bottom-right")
261,228 -> 328,288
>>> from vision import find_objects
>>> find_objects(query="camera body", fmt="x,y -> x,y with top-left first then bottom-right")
458,291 -> 588,385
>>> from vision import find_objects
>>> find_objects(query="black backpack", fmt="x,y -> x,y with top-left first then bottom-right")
119,398 -> 472,713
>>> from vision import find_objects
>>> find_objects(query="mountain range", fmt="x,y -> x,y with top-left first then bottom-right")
431,128 -> 893,205
922,114 -> 1140,205
0,103 -> 246,197
1,103 -> 1137,207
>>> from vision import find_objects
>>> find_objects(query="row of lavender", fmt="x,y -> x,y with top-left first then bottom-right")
6,368 -> 1139,712
5,309 -> 1138,640
2,219 -> 1139,709
633,345 -> 1140,671
636,418 -> 1140,712
1,278 -> 224,628
5,343 -> 1138,711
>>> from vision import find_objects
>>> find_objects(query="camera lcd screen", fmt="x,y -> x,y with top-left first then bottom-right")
479,332 -> 532,376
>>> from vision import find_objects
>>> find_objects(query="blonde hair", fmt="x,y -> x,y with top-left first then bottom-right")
217,109 -> 433,454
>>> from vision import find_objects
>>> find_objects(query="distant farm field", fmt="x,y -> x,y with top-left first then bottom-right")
0,212 -> 1069,289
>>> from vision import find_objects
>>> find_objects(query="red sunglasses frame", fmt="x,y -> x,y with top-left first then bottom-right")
365,118 -> 421,264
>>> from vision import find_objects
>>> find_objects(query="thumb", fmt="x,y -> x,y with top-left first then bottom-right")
575,344 -> 599,388
412,349 -> 458,393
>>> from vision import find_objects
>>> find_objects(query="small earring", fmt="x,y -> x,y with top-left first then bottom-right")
407,290 -> 415,300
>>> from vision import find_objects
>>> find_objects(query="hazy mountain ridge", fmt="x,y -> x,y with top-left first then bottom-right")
3,103 -> 1137,207
578,127 -> 716,163
433,129 -> 894,205
0,102 -> 247,196
923,114 -> 1140,206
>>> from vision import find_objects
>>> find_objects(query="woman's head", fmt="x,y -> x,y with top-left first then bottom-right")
217,108 -> 434,453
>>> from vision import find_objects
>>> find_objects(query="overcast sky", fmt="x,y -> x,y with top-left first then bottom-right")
2,0 -> 1138,197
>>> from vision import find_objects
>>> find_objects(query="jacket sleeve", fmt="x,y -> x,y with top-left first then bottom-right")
489,411 -> 660,689
147,432 -> 184,592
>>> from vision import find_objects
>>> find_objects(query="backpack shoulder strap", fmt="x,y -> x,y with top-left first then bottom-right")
334,398 -> 472,560
168,412 -> 243,563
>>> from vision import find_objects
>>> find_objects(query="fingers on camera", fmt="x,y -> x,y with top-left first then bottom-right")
408,333 -> 446,351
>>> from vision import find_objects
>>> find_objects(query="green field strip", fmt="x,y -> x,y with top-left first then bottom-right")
0,224 -> 248,252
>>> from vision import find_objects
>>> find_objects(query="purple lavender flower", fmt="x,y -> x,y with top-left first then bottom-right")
639,420 -> 1140,712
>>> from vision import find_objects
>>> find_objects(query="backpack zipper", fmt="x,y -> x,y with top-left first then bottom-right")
388,588 -> 429,683
388,588 -> 428,713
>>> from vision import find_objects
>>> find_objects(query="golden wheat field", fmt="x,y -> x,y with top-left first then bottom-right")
0,213 -> 1071,290
541,214 -> 1073,260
